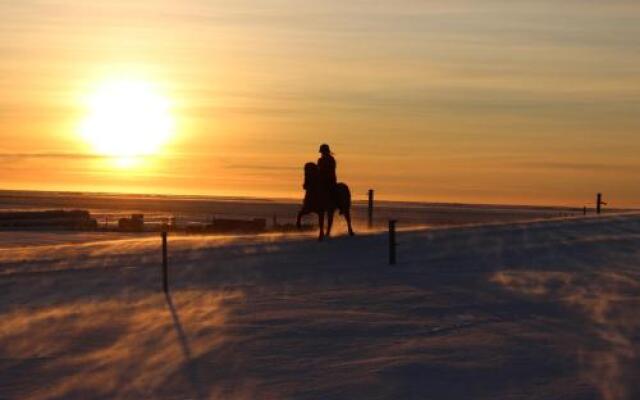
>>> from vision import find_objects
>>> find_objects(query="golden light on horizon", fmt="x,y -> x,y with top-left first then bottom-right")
79,78 -> 175,166
1,1 -> 640,205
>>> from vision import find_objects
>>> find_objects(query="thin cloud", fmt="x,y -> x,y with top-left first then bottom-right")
517,161 -> 640,173
0,153 -> 109,160
224,164 -> 298,171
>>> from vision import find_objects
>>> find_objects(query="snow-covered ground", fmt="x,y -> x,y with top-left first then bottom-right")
1,214 -> 639,399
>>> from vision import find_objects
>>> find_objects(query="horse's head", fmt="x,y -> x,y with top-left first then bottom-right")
303,162 -> 319,189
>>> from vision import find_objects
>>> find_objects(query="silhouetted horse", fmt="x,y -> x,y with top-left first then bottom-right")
297,162 -> 355,240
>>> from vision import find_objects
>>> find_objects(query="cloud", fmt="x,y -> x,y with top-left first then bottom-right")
516,161 -> 640,173
0,153 -> 109,161
224,164 -> 298,171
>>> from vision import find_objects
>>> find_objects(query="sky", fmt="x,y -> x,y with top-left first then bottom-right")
1,0 -> 639,206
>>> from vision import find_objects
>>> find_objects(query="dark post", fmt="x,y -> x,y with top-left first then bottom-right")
583,206 -> 587,216
162,231 -> 168,293
389,220 -> 397,265
597,193 -> 602,215
368,189 -> 374,229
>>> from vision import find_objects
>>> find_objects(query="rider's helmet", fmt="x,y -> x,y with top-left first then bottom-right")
319,143 -> 331,155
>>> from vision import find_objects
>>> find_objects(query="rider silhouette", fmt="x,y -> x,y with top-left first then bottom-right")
318,144 -> 336,185
318,143 -> 337,207
297,143 -> 354,238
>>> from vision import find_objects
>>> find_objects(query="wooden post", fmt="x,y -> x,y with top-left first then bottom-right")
162,231 -> 168,293
597,193 -> 602,215
389,220 -> 397,265
583,206 -> 587,216
368,189 -> 374,229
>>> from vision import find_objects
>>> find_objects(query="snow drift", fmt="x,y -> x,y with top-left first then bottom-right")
1,214 -> 639,399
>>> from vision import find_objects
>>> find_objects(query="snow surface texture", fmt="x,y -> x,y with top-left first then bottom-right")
1,214 -> 639,399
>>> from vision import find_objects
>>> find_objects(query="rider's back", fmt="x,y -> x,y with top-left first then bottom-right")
317,154 -> 337,187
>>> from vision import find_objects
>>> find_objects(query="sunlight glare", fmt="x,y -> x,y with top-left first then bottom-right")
80,79 -> 174,162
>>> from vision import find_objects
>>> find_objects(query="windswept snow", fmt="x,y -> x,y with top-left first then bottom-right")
1,215 -> 639,399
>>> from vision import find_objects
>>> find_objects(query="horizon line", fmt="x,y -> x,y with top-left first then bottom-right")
0,187 -> 635,211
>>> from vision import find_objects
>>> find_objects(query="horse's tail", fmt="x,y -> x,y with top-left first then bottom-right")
336,183 -> 351,215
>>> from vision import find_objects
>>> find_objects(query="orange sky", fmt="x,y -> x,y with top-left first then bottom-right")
1,1 -> 639,207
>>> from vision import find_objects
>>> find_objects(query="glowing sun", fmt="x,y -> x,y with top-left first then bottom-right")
80,79 -> 174,160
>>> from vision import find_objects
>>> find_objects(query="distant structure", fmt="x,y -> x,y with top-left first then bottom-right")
272,213 -> 314,233
118,214 -> 144,232
186,217 -> 267,234
212,217 -> 266,233
0,210 -> 97,230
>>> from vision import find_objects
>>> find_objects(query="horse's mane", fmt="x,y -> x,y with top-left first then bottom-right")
303,162 -> 318,190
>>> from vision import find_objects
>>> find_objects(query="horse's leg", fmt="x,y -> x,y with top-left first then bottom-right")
344,208 -> 355,236
326,209 -> 334,237
296,209 -> 305,229
318,211 -> 325,241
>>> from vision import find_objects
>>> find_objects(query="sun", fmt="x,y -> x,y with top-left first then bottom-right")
80,79 -> 174,162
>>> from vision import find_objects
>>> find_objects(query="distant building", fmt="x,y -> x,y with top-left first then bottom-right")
186,217 -> 267,234
0,210 -> 97,230
118,214 -> 144,232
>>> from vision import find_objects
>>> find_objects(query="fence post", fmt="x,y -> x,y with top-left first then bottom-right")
389,220 -> 397,265
583,206 -> 587,216
368,189 -> 374,229
162,231 -> 168,293
597,193 -> 603,214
